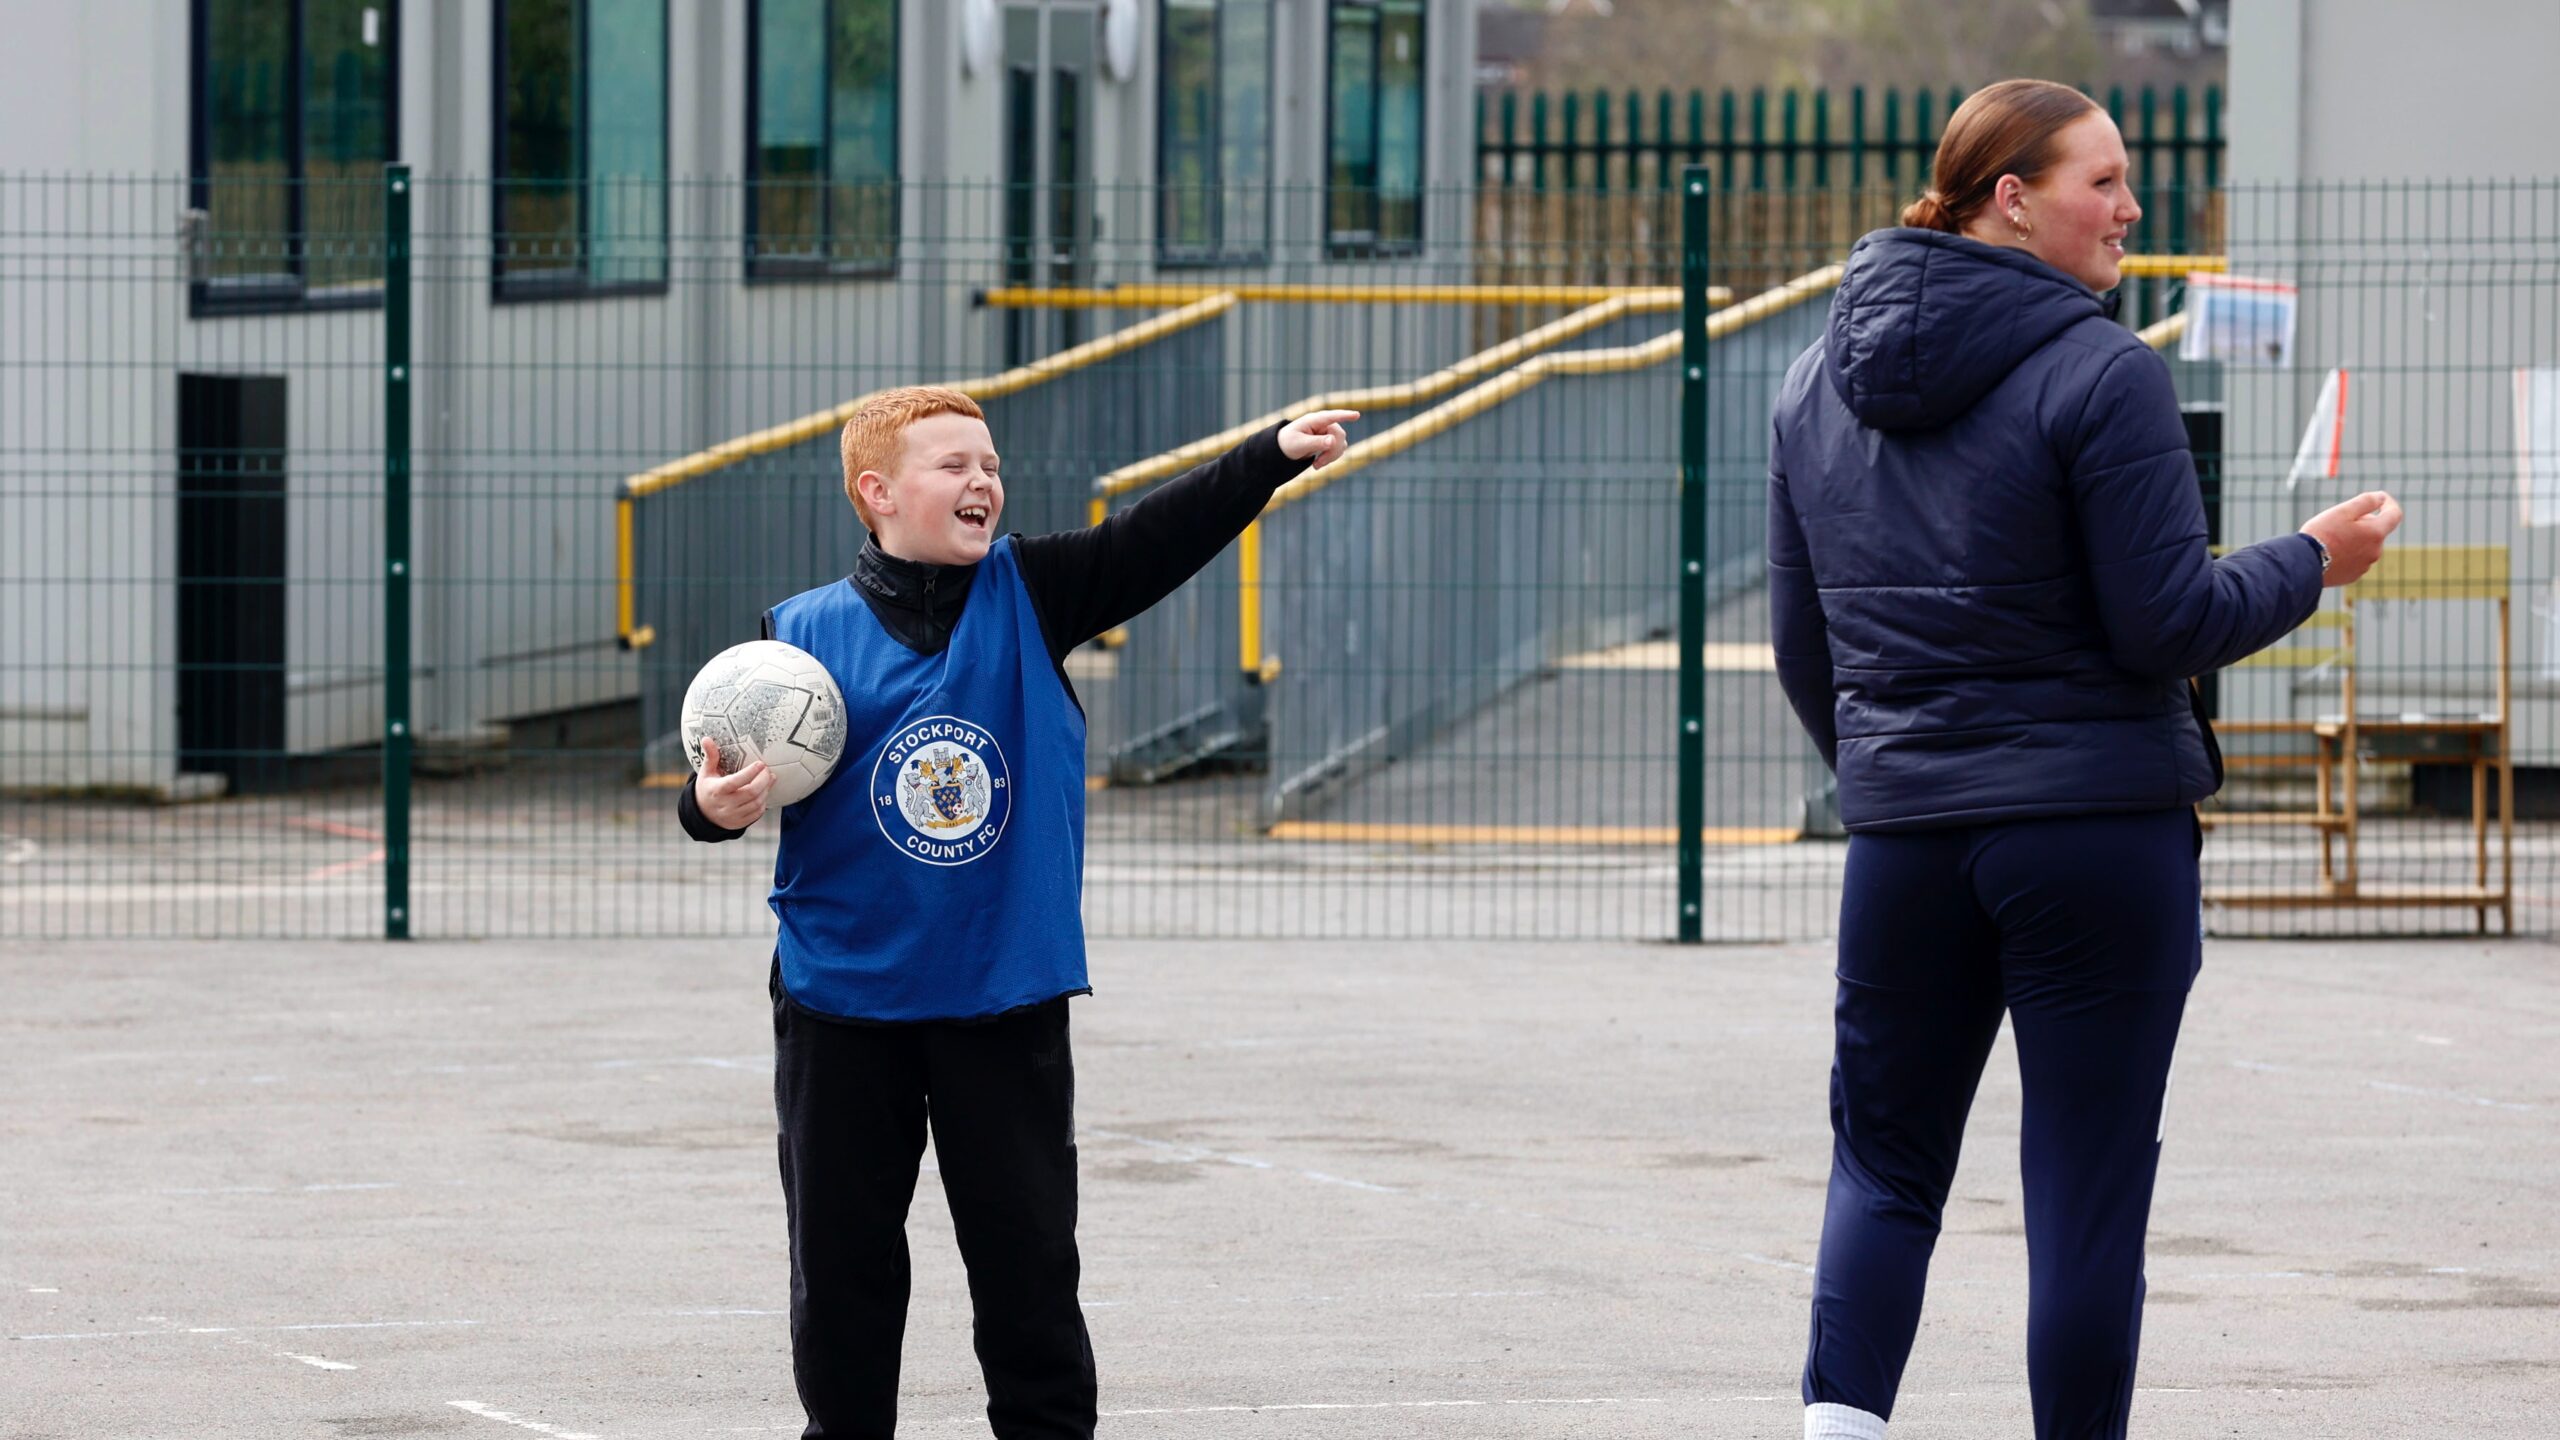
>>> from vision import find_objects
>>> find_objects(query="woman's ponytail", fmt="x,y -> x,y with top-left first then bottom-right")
1901,191 -> 1959,232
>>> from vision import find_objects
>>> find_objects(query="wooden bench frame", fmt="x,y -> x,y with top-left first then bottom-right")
2201,545 -> 2513,933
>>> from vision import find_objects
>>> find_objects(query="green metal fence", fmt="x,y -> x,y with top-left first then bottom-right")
2,172 -> 2553,941
1475,84 -> 2223,322
1479,84 -> 2224,195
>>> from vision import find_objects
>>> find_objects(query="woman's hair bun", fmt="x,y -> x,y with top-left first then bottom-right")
1901,191 -> 1958,232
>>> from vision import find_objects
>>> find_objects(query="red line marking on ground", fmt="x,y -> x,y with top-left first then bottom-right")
284,817 -> 385,844
305,848 -> 389,882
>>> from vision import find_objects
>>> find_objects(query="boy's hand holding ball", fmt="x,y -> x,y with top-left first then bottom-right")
1280,410 -> 1360,469
697,735 -> 776,830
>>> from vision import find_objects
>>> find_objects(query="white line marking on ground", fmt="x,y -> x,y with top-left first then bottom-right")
448,1401 -> 600,1439
152,1182 -> 400,1196
2414,1034 -> 2454,1046
27,1287 -> 58,1294
280,1351 -> 356,1370
2366,1079 -> 2536,1111
0,835 -> 34,866
942,1397 -> 1668,1423
14,1318 -> 480,1342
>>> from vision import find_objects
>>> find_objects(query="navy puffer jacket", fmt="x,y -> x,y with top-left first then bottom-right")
1768,228 -> 2323,832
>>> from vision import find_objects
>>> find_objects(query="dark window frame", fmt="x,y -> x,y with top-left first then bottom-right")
490,0 -> 673,305
1322,0 -> 1427,260
1155,0 -> 1273,270
743,0 -> 903,285
187,0 -> 403,317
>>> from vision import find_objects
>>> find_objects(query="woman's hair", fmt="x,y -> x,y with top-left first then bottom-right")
1901,79 -> 2103,233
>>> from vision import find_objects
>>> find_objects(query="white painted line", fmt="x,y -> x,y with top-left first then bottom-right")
152,1182 -> 401,1196
0,835 -> 34,866
448,1401 -> 601,1439
15,1318 -> 480,1342
945,1397 -> 1668,1422
280,1351 -> 356,1370
2414,1034 -> 2454,1046
1741,1252 -> 1819,1276
2366,1079 -> 2536,1112
27,1287 -> 58,1294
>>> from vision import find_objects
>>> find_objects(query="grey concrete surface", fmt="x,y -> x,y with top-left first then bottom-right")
5,933 -> 2556,1438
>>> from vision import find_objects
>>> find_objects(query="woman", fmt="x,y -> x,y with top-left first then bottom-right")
1767,80 -> 2402,1440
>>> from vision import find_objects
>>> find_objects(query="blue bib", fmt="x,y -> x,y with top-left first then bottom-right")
767,537 -> 1089,1020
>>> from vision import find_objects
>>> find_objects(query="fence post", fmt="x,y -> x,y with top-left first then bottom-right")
1677,165 -> 1711,944
383,163 -> 413,940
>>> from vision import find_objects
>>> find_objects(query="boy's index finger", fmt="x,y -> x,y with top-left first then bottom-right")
1302,409 -> 1361,428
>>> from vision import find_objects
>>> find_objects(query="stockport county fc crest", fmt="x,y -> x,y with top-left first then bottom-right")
872,715 -> 1012,866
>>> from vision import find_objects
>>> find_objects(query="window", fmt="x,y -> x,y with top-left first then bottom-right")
748,0 -> 899,278
1159,0 -> 1271,266
494,0 -> 668,298
1325,0 -> 1424,256
190,0 -> 399,312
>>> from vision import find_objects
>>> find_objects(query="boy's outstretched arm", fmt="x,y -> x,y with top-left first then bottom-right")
1014,411 -> 1357,659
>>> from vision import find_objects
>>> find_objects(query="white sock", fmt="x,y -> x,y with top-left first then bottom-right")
1805,1401 -> 1887,1440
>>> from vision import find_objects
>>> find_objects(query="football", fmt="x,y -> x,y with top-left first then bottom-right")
680,640 -> 849,809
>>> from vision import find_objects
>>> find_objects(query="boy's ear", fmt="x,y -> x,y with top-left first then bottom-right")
857,469 -> 893,515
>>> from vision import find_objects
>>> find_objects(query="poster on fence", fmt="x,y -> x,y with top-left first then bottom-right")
2518,367 -> 2560,527
2180,272 -> 2298,366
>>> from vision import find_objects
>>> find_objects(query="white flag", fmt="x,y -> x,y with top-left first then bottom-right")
2285,367 -> 2347,491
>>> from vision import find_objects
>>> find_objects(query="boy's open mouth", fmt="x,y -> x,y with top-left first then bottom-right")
957,504 -> 990,530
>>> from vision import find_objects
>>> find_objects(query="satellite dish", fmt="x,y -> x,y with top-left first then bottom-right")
1100,0 -> 1141,82
959,0 -> 999,78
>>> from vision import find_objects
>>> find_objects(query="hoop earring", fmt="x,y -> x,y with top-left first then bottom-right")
2010,211 -> 2033,241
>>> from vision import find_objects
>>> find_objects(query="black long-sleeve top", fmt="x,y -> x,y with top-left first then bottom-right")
678,421 -> 1305,841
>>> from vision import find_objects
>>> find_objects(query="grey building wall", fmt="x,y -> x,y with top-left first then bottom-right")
2222,0 -> 2560,757
0,1 -> 1482,788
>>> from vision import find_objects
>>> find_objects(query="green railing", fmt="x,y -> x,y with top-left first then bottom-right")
1,172 -> 2550,942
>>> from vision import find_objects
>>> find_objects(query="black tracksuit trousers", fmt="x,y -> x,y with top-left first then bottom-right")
771,964 -> 1094,1439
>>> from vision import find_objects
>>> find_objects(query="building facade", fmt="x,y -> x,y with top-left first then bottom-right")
0,1 -> 1483,790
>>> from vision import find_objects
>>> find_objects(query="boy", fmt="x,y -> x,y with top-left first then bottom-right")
677,387 -> 1357,1439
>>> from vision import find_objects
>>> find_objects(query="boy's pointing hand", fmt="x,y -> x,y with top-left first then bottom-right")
1279,410 -> 1361,469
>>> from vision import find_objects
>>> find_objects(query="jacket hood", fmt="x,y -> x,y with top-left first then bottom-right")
1824,228 -> 2110,431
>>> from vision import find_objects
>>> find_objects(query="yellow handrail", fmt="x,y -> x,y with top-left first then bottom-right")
982,282 -> 1729,308
2136,311 -> 2188,350
1267,264 -> 1845,511
614,293 -> 1238,646
1230,264 -> 1847,680
2119,254 -> 2227,278
1088,287 -> 1694,517
620,292 -> 1238,502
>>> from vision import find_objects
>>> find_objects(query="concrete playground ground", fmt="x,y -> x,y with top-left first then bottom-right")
6,931 -> 2556,1440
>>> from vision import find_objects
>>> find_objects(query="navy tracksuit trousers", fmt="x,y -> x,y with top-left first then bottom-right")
1803,808 -> 2200,1440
